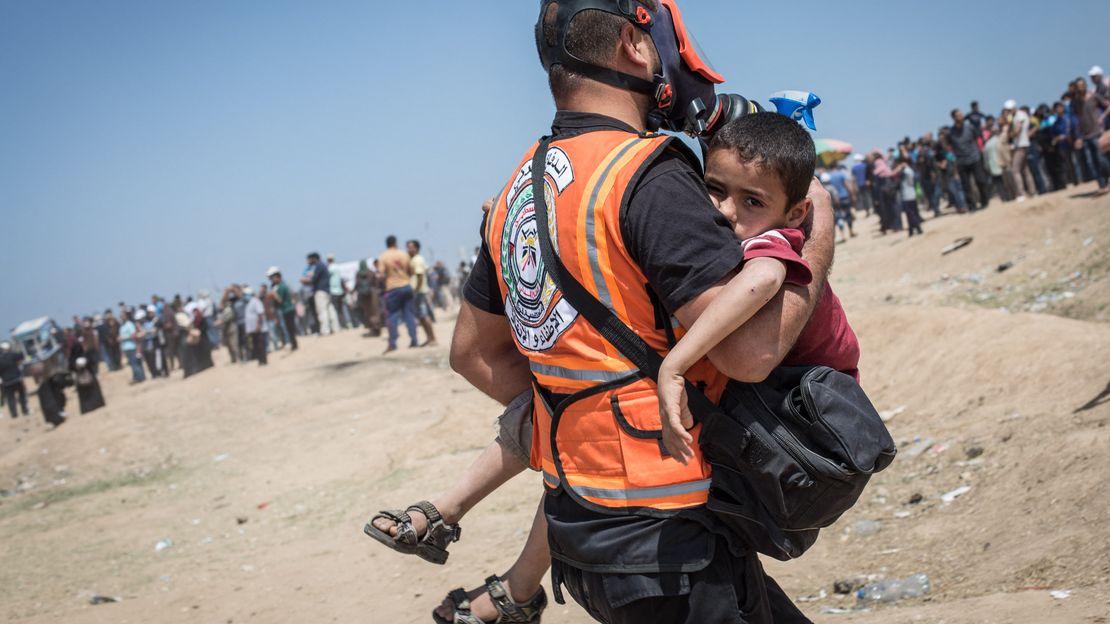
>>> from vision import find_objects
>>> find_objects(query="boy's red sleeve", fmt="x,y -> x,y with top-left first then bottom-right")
740,229 -> 812,286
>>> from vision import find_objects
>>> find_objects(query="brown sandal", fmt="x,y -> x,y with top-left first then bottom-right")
363,500 -> 461,565
432,576 -> 547,624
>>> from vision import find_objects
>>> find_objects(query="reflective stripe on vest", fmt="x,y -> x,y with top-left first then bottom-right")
543,470 -> 711,503
529,361 -> 640,384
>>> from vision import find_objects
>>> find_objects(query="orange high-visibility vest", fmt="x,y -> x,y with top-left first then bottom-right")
484,129 -> 727,513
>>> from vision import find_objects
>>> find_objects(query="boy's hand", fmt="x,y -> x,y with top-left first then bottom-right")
657,362 -> 696,465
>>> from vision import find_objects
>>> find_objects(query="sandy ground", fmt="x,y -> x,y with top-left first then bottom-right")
2,184 -> 1109,624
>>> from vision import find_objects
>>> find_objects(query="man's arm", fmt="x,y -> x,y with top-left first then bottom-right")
449,301 -> 532,406
674,179 -> 835,383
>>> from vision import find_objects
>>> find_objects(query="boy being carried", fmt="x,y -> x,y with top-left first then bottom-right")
658,112 -> 860,464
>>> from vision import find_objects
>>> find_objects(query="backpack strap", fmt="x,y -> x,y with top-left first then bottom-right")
529,137 -> 718,420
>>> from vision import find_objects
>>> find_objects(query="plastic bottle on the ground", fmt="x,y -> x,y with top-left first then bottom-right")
855,574 -> 931,604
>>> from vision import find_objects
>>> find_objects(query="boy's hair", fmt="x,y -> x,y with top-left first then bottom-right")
709,112 -> 816,207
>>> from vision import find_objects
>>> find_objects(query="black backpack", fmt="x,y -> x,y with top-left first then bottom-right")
528,138 -> 897,561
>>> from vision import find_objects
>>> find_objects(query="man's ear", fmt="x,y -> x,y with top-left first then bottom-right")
788,198 -> 812,232
618,22 -> 653,75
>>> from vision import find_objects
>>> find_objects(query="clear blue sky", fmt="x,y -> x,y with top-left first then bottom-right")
2,0 -> 1108,332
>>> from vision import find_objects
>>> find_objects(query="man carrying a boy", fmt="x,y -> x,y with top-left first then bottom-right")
369,1 -> 835,622
456,2 -> 837,621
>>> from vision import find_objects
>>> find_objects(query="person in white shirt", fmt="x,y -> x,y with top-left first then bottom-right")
1006,100 -> 1035,201
244,287 -> 268,366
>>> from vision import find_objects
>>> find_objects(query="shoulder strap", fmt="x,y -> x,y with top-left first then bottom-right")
530,138 -> 718,418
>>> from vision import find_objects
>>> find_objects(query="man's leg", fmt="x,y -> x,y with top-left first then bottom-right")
2,385 -> 17,419
974,162 -> 992,208
17,382 -> 29,416
327,298 -> 341,333
254,332 -> 267,365
313,291 -> 332,336
401,289 -> 420,348
416,295 -> 438,346
283,310 -> 299,351
1084,138 -> 1109,190
959,164 -> 981,210
554,537 -> 813,624
127,351 -> 145,382
1028,146 -> 1047,195
383,289 -> 401,350
332,295 -> 347,330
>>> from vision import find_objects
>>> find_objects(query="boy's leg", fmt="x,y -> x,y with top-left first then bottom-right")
434,496 -> 551,622
371,438 -> 527,537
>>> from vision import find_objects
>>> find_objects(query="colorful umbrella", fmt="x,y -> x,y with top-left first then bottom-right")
814,139 -> 854,167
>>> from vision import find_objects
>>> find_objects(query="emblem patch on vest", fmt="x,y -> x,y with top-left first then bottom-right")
501,147 -> 579,352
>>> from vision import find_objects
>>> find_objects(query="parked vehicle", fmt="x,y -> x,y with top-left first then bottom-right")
10,317 -> 66,379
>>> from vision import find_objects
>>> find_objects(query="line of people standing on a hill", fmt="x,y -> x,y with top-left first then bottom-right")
4,237 -> 468,431
849,65 -> 1110,239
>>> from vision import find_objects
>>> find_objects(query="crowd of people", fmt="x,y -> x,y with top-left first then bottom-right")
818,65 -> 1110,241
2,235 -> 469,430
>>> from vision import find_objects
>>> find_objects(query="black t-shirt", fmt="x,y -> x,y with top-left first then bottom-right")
464,112 -> 744,574
465,112 -> 743,318
0,352 -> 24,386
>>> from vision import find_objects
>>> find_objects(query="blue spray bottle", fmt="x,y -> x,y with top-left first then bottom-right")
769,91 -> 822,131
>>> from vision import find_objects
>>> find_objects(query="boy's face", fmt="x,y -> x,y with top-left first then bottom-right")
704,149 -> 810,241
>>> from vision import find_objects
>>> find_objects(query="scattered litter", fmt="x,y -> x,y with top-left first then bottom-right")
853,520 -> 882,537
256,502 -> 269,511
89,595 -> 121,605
940,485 -> 972,504
241,564 -> 256,572
833,578 -> 870,595
998,413 -> 1024,423
1082,237 -> 1094,247
199,537 -> 213,545
1050,590 -> 1072,600
893,511 -> 912,519
856,574 -> 931,604
154,539 -> 174,552
997,261 -> 1013,273
236,516 -> 249,525
878,406 -> 906,422
965,446 -> 984,460
903,438 -> 935,458
795,589 -> 827,603
928,442 -> 950,456
822,607 -> 866,615
941,237 -> 973,255
212,453 -> 231,463
878,548 -> 902,555
31,502 -> 46,510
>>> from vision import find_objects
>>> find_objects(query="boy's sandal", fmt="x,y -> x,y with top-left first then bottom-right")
432,576 -> 547,624
363,500 -> 461,565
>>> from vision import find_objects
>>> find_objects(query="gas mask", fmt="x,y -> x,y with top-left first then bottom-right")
536,0 -> 732,134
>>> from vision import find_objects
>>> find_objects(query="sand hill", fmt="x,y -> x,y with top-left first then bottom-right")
1,185 -> 1108,623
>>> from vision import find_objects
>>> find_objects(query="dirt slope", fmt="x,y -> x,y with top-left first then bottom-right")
1,184 -> 1108,623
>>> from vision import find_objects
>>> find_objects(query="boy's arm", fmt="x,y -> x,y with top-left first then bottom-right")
662,257 -> 787,376
675,179 -> 835,383
659,258 -> 787,464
